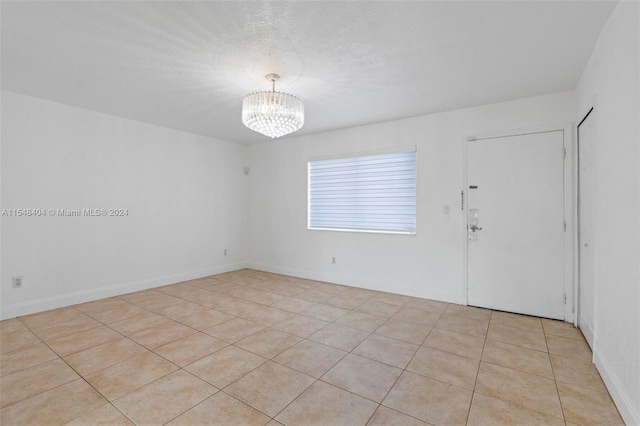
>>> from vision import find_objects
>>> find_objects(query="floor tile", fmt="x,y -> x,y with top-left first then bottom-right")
296,288 -> 334,303
274,339 -> 346,378
225,361 -> 315,417
108,311 -> 171,335
308,323 -> 370,352
1,319 -> 28,333
46,326 -> 122,357
275,381 -> 378,426
271,296 -> 317,313
74,298 -> 133,315
367,405 -> 429,426
542,318 -> 584,340
185,345 -> 267,388
371,292 -> 412,306
323,294 -> 365,310
444,304 -> 492,321
0,358 -> 79,408
203,318 -> 265,343
0,328 -> 42,354
18,307 -> 86,330
118,290 -> 165,305
406,347 -> 479,390
334,311 -> 387,332
546,334 -> 592,361
557,381 -> 624,425
390,307 -> 440,327
85,351 -> 178,400
209,297 -> 261,317
166,392 -> 270,426
312,281 -> 346,295
154,301 -> 211,320
113,370 -> 217,425
356,300 -> 402,318
434,314 -> 489,338
65,402 -> 134,425
154,332 -> 228,367
88,304 -> 148,324
322,353 -> 402,402
128,320 -> 197,349
467,392 -> 564,426
236,328 -> 302,358
229,287 -> 284,305
271,315 -> 329,338
482,339 -> 553,378
302,304 -> 349,321
422,328 -> 485,359
487,323 -> 547,352
176,308 -> 234,330
136,295 -> 183,312
63,337 -> 148,376
475,361 -> 563,419
240,305 -> 295,326
404,298 -> 448,314
0,342 -> 58,376
262,282 -> 306,298
340,287 -> 379,301
0,379 -> 107,425
31,315 -> 102,341
550,354 -> 608,393
156,283 -> 201,298
490,311 -> 543,332
375,319 -> 430,345
383,371 -> 472,425
353,334 -> 419,369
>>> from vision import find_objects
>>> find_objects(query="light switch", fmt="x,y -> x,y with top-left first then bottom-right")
443,205 -> 450,215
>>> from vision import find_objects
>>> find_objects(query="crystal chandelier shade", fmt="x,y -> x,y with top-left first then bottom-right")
242,74 -> 304,139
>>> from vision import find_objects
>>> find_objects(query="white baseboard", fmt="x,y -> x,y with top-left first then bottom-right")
594,347 -> 640,426
245,262 -> 464,305
0,262 -> 248,320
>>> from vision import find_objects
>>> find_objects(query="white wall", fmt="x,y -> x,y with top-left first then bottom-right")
1,91 -> 248,319
576,2 -> 640,424
247,91 -> 576,303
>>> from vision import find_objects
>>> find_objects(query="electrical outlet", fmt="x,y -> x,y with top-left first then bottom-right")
12,276 -> 23,288
224,249 -> 227,256
332,257 -> 336,264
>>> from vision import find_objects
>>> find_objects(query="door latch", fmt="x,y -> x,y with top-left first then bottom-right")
468,209 -> 483,240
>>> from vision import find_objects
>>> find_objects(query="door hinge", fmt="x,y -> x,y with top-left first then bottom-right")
563,220 -> 567,232
461,191 -> 464,211
563,293 -> 567,305
562,147 -> 566,159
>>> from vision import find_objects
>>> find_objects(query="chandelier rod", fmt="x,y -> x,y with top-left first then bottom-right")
265,73 -> 280,92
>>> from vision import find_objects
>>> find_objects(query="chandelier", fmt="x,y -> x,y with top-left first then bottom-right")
242,73 -> 304,138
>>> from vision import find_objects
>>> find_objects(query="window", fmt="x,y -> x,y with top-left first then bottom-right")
308,149 -> 416,234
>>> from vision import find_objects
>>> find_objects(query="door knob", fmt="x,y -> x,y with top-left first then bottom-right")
470,224 -> 483,231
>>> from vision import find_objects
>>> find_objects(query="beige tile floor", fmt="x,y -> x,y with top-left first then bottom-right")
0,269 -> 624,425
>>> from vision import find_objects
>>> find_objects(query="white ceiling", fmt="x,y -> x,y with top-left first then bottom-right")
1,1 -> 616,144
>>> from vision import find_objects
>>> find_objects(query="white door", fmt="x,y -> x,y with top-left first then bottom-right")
578,110 -> 596,349
467,131 -> 566,319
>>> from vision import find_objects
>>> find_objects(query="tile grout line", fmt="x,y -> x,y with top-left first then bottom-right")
545,326 -> 569,425
464,309 -> 493,425
365,300 -> 451,425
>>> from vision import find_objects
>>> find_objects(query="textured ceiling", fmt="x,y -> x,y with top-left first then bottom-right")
1,1 -> 616,144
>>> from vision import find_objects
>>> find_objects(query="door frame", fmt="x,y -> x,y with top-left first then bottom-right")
576,105 -> 597,349
461,123 -> 576,321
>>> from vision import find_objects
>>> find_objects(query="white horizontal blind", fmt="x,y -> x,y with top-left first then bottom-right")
308,150 -> 416,233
